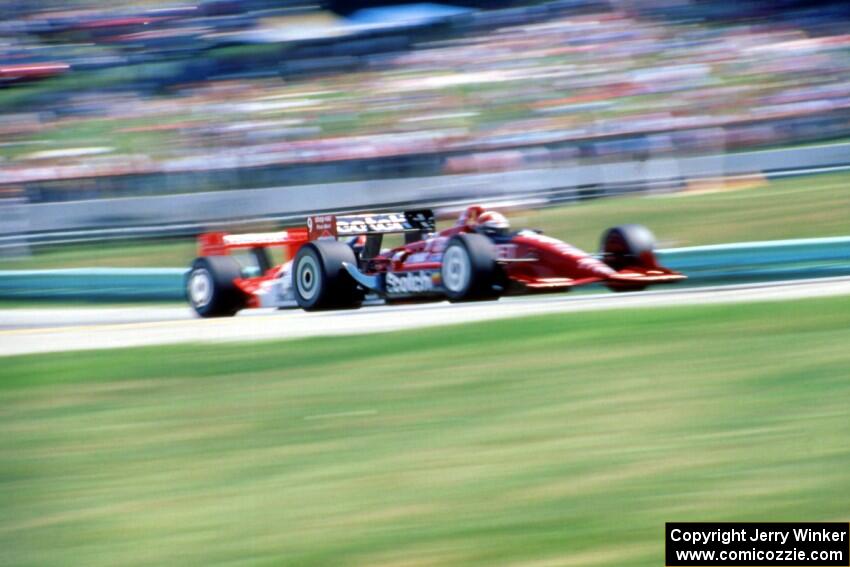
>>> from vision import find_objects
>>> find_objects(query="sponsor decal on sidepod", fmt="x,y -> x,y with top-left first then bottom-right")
385,271 -> 436,295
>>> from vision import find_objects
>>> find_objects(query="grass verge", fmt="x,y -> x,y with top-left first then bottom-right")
2,296 -> 849,566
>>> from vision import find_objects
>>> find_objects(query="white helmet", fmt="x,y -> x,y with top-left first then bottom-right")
477,211 -> 510,237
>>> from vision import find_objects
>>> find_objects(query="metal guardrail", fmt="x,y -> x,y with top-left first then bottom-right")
2,142 -> 849,249
0,268 -> 186,301
1,237 -> 848,302
657,236 -> 850,284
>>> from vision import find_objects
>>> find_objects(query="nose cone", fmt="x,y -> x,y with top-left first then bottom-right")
513,231 -> 616,279
574,255 -> 617,279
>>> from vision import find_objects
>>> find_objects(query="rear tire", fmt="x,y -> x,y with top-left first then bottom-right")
187,256 -> 245,317
441,233 -> 501,302
293,241 -> 362,311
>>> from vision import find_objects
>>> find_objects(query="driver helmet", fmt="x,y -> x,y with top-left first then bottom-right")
476,211 -> 510,237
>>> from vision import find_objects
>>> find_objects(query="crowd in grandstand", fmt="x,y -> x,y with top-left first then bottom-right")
1,0 -> 850,199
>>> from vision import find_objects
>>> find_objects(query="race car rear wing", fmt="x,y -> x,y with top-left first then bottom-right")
197,209 -> 435,261
307,210 -> 436,241
199,228 -> 310,258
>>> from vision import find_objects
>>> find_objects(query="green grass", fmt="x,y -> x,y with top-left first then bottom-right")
2,296 -> 850,566
2,170 -> 849,271
0,238 -> 198,271
524,170 -> 850,251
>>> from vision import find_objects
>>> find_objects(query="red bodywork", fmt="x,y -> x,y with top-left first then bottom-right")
358,206 -> 684,293
198,228 -> 309,308
195,205 -> 684,310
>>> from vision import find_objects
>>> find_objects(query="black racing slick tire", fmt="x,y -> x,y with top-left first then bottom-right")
600,224 -> 656,270
293,240 -> 362,311
441,233 -> 501,302
187,256 -> 245,317
600,224 -> 657,292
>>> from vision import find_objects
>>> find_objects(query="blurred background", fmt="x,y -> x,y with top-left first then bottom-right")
1,0 -> 850,257
3,4 -> 850,567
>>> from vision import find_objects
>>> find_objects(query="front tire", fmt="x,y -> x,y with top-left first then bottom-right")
293,240 -> 362,311
441,233 -> 501,302
187,256 -> 245,317
600,224 -> 657,293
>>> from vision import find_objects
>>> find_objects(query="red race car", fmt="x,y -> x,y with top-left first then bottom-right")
187,205 -> 685,317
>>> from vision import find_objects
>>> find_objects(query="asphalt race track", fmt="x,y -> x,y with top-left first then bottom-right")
2,277 -> 849,357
